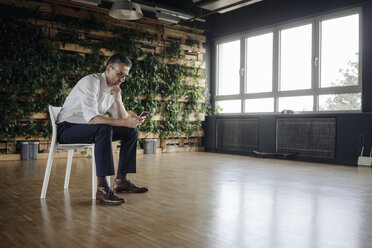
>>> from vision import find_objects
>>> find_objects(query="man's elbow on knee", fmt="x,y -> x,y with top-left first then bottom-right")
88,116 -> 98,124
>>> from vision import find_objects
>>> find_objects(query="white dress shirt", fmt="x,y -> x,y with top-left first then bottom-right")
57,72 -> 125,124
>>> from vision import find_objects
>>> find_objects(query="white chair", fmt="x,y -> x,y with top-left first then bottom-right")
40,105 -> 109,199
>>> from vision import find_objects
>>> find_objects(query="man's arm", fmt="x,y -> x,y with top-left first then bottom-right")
88,115 -> 140,128
111,85 -> 128,120
89,86 -> 144,127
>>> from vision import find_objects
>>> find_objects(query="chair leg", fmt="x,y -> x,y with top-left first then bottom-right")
40,145 -> 56,198
92,146 -> 96,199
64,149 -> 74,189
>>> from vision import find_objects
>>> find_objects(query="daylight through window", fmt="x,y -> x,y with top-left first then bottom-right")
215,9 -> 361,114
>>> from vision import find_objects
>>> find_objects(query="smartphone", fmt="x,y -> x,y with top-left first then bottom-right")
139,111 -> 150,117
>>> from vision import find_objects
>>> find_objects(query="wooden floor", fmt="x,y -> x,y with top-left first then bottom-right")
1,152 -> 372,248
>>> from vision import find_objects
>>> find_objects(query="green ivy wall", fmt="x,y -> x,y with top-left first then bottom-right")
0,0 -> 209,155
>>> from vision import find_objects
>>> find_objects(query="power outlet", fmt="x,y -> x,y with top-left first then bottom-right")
358,156 -> 372,166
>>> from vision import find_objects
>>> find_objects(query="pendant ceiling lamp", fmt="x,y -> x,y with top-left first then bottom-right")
109,0 -> 143,20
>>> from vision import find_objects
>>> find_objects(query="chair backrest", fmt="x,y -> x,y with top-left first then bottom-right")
49,106 -> 62,126
49,105 -> 62,144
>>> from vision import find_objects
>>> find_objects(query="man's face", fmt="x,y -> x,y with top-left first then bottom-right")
106,63 -> 131,87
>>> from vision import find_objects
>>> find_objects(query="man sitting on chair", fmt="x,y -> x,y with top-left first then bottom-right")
56,54 -> 148,205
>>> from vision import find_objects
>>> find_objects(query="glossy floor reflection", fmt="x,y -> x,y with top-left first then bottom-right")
1,153 -> 372,248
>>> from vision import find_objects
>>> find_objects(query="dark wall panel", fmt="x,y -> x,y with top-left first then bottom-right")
258,115 -> 276,153
203,116 -> 216,152
336,114 -> 372,164
362,2 -> 372,112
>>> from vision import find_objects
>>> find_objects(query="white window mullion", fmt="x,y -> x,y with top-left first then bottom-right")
313,18 -> 320,111
241,37 -> 245,114
273,27 -> 280,112
358,10 -> 363,92
214,41 -> 219,99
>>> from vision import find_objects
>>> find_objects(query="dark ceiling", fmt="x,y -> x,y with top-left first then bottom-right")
91,0 -> 267,29
99,0 -> 266,23
141,0 -> 196,10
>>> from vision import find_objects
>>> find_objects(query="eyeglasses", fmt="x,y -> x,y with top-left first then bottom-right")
110,65 -> 130,79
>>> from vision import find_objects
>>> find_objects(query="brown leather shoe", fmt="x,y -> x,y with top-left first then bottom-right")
113,179 -> 149,194
96,187 -> 125,205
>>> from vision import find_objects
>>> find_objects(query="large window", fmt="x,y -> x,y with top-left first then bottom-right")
278,96 -> 313,112
279,24 -> 312,91
215,9 -> 361,114
217,39 -> 241,96
245,32 -> 273,93
320,14 -> 359,88
216,100 -> 241,113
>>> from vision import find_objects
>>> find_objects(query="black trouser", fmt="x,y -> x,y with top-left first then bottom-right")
57,122 -> 138,177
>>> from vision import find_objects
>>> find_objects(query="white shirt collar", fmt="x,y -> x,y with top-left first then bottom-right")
101,72 -> 110,92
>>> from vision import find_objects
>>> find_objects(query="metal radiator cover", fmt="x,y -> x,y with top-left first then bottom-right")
216,118 -> 259,152
276,118 -> 336,159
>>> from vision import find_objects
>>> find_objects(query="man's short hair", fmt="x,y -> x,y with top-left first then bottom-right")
106,54 -> 132,68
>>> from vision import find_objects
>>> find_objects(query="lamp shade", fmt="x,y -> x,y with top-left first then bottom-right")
109,0 -> 143,20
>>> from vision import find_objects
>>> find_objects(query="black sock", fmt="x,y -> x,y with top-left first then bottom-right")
116,173 -> 127,180
97,176 -> 108,188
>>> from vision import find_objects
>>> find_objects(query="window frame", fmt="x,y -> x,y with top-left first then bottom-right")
244,29 -> 274,95
214,7 -> 362,115
215,36 -> 242,98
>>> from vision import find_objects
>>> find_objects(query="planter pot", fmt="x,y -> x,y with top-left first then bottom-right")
144,138 -> 157,154
21,141 -> 39,160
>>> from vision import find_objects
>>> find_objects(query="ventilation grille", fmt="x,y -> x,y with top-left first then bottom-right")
276,118 -> 336,159
216,119 -> 259,152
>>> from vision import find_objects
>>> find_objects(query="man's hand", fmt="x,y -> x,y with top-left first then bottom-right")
127,111 -> 137,117
128,112 -> 145,125
120,115 -> 145,128
110,85 -> 121,101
